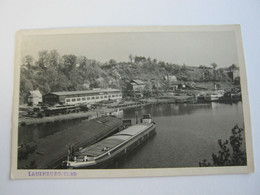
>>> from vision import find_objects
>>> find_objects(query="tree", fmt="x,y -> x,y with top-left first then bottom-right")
229,64 -> 239,71
109,59 -> 117,65
199,125 -> 246,167
20,77 -> 34,94
129,54 -> 133,63
180,63 -> 187,72
210,63 -> 218,81
61,54 -> 77,73
134,56 -> 146,64
22,55 -> 34,69
210,62 -> 218,70
147,57 -> 152,64
49,50 -> 60,67
37,50 -> 50,69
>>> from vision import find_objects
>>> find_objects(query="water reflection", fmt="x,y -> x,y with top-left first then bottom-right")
124,103 -> 213,118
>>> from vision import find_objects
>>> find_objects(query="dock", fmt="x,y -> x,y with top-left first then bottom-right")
18,116 -> 123,169
19,108 -> 120,126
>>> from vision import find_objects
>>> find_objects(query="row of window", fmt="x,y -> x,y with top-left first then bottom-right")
65,94 -> 121,102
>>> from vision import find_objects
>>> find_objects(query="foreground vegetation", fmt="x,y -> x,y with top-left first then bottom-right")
199,125 -> 247,167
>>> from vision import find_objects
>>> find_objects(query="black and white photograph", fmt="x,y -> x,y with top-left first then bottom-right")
11,25 -> 254,178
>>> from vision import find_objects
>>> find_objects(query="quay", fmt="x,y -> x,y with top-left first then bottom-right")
19,89 -> 240,126
18,116 -> 123,169
19,108 -> 120,126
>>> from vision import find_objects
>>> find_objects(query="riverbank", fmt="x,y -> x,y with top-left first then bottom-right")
19,108 -> 122,126
19,93 -> 241,126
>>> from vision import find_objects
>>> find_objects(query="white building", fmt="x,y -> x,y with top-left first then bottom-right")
27,90 -> 42,106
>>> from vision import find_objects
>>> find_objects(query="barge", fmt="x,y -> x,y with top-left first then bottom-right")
64,114 -> 156,169
18,116 -> 123,169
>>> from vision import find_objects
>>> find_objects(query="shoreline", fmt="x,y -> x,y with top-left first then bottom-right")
19,96 -> 241,126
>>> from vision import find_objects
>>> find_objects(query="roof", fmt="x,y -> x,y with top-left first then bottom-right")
77,124 -> 150,157
131,80 -> 146,85
18,116 -> 123,169
164,75 -> 177,81
170,81 -> 185,85
28,90 -> 42,97
45,89 -> 120,96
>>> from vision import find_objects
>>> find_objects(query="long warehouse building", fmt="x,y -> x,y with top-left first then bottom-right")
43,88 -> 122,105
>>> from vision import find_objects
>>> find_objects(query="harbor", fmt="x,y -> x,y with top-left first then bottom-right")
19,82 -> 241,126
17,80 -> 244,169
18,101 -> 244,169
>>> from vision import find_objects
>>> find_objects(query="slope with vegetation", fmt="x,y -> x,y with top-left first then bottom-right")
20,50 -> 236,104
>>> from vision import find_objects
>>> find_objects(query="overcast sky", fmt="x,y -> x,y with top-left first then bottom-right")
21,31 -> 238,68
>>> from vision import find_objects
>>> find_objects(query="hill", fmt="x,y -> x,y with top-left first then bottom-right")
19,50 -> 235,104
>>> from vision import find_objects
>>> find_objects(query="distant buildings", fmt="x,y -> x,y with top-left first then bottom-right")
228,68 -> 240,84
163,75 -> 177,82
43,89 -> 122,105
126,79 -> 148,98
163,75 -> 187,91
169,81 -> 186,91
27,90 -> 42,106
127,79 -> 146,91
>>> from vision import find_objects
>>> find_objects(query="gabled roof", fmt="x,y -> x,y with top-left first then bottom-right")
28,90 -> 42,97
131,79 -> 145,85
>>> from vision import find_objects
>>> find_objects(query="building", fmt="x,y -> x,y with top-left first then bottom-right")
127,80 -> 146,91
163,75 -> 177,82
126,79 -> 146,98
43,89 -> 122,105
169,81 -> 186,91
27,90 -> 42,106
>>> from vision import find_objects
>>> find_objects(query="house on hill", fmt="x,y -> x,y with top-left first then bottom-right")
27,90 -> 42,106
127,80 -> 146,91
169,81 -> 186,91
164,75 -> 177,82
127,79 -> 146,98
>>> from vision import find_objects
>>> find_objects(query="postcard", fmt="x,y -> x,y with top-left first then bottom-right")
11,25 -> 254,179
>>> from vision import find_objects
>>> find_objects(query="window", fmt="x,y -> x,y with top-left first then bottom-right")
104,96 -> 107,98
82,97 -> 86,101
96,96 -> 99,99
91,97 -> 95,100
77,98 -> 81,101
66,99 -> 71,102
112,95 -> 115,97
87,97 -> 90,100
108,95 -> 111,98
72,99 -> 76,102
100,96 -> 103,99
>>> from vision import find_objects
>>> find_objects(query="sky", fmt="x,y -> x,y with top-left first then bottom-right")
21,31 -> 238,68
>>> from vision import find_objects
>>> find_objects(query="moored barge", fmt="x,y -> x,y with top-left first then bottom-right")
64,114 -> 156,169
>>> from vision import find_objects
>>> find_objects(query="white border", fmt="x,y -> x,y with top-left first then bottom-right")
11,25 -> 254,179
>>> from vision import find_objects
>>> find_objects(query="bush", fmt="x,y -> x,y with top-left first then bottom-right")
199,125 -> 247,167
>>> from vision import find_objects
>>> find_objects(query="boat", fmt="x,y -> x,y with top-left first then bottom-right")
18,116 -> 123,169
204,90 -> 225,102
63,114 -> 156,169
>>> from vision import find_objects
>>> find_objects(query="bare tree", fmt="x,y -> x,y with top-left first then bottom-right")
129,54 -> 133,63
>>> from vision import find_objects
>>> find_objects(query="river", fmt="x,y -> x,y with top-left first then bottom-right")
18,102 -> 245,168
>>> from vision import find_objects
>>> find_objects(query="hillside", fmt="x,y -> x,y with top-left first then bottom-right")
20,50 -> 235,103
